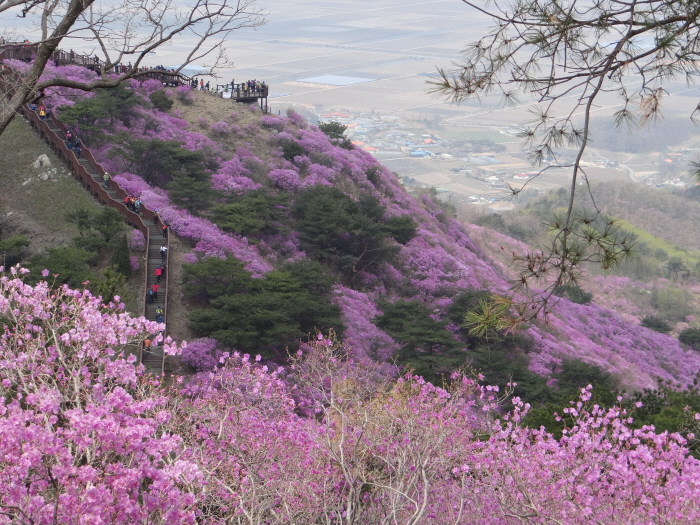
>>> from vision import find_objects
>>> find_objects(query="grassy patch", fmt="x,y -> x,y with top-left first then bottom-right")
0,116 -> 143,315
0,117 -> 104,241
614,218 -> 700,267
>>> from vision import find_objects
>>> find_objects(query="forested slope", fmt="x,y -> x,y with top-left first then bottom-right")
18,61 -> 700,399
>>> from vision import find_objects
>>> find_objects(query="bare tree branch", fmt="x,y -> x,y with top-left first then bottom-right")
0,0 -> 265,136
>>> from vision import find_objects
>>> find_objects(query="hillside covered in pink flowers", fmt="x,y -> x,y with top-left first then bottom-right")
23,61 -> 700,396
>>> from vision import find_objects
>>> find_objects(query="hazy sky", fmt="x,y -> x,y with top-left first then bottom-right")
4,0 -> 503,118
5,0 -> 697,122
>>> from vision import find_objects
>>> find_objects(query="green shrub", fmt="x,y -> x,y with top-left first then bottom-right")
655,287 -> 691,321
679,328 -> 700,349
27,247 -> 93,288
211,190 -> 290,238
93,266 -> 127,302
111,233 -> 131,278
149,90 -> 173,112
292,186 -> 405,282
59,84 -> 145,145
0,235 -> 29,266
641,315 -> 672,333
183,258 -> 342,358
318,121 -> 353,150
365,166 -> 381,185
281,141 -> 306,161
553,283 -> 593,305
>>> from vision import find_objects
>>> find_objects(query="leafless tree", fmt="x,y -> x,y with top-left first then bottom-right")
429,0 -> 700,321
0,0 -> 265,136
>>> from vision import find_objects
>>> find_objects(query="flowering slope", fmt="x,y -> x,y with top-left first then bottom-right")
34,69 -> 700,390
3,273 -> 700,523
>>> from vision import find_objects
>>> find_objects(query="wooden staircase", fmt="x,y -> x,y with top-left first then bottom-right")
25,109 -> 170,375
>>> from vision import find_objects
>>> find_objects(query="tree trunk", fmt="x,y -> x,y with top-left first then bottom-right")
0,0 -> 93,136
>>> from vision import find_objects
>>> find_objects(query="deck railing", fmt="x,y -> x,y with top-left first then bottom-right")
1,42 -> 191,86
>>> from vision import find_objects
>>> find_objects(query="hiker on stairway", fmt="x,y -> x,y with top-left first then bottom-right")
160,245 -> 167,263
155,306 -> 163,317
134,198 -> 141,215
74,137 -> 82,157
162,223 -> 168,238
147,288 -> 155,304
151,283 -> 160,300
103,172 -> 110,188
155,265 -> 163,283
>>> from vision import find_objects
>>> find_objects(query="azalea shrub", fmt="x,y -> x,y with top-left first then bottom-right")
3,271 -> 700,523
181,337 -> 222,372
0,268 -> 197,524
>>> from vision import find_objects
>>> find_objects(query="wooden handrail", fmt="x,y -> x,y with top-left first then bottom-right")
1,43 -> 193,86
162,232 -> 170,375
17,103 -> 170,374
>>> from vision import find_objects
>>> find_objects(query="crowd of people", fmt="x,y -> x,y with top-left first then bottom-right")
123,194 -> 143,214
239,79 -> 266,94
186,77 -> 267,97
190,78 -> 211,91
